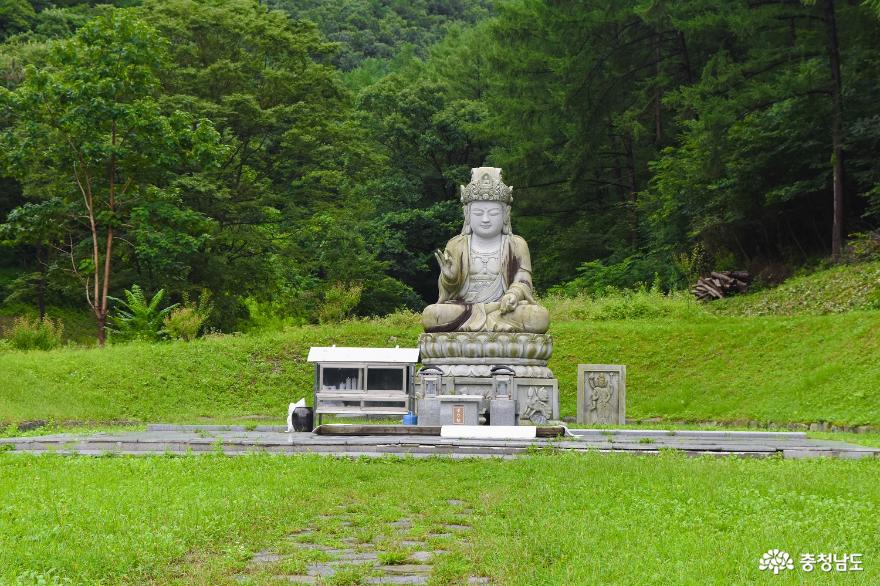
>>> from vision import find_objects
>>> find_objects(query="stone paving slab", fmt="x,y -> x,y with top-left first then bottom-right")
2,427 -> 877,459
570,428 -> 809,439
279,576 -> 317,584
232,503 -> 479,585
366,577 -> 428,585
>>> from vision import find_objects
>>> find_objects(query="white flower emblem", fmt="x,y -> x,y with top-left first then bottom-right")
759,549 -> 794,574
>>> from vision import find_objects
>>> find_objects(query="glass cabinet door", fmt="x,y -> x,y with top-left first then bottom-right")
320,367 -> 362,391
366,367 -> 405,392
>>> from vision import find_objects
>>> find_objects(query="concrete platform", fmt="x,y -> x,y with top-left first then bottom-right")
1,425 -> 878,459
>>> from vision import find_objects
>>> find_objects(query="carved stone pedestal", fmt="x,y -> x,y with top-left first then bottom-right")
416,332 -> 559,425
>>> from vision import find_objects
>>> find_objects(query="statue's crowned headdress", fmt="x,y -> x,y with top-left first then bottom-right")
460,167 -> 513,205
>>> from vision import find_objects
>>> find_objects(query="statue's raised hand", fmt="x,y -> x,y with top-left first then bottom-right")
434,248 -> 456,281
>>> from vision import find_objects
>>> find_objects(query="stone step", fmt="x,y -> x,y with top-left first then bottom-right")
3,429 -> 877,460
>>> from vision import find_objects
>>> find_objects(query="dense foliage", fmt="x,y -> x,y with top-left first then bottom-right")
266,0 -> 493,71
1,0 -> 879,342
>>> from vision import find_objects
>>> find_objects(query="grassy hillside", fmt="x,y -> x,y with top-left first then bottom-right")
2,309 -> 878,428
713,261 -> 880,316
552,313 -> 880,425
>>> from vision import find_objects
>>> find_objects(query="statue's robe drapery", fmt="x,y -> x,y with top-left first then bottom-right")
422,234 -> 549,333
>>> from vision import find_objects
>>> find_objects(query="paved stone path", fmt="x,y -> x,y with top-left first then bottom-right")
1,425 -> 877,459
235,500 -> 489,585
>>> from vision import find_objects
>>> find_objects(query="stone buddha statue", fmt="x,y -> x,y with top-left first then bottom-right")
421,167 -> 550,334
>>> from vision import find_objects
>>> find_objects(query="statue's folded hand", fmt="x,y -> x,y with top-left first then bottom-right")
499,292 -> 518,314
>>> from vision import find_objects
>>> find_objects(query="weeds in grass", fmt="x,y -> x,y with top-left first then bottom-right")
326,564 -> 374,586
377,550 -> 409,565
276,556 -> 308,575
13,569 -> 72,585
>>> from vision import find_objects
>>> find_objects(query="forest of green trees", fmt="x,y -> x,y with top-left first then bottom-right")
1,0 -> 878,342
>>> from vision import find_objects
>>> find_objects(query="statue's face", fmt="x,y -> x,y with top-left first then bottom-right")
469,201 -> 504,238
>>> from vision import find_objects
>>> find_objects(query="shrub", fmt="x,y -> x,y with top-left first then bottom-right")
543,287 -> 708,321
163,307 -> 204,341
356,276 -> 422,316
550,254 -> 685,296
869,287 -> 880,310
844,231 -> 880,263
318,283 -> 363,324
163,291 -> 213,341
356,309 -> 422,330
675,243 -> 711,285
108,285 -> 177,342
5,316 -> 64,351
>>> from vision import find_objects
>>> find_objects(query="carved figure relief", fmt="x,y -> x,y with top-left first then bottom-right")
587,372 -> 617,424
522,386 -> 551,424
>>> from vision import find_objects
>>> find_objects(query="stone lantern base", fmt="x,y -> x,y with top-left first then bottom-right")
415,332 -> 559,426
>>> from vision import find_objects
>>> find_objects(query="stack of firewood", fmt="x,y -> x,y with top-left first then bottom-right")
692,271 -> 751,301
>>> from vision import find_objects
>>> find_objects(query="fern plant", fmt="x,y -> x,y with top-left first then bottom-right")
108,285 -> 177,342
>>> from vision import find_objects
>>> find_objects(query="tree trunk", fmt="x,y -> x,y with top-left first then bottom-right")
93,122 -> 118,347
823,0 -> 845,261
36,244 -> 46,320
654,30 -> 663,144
624,132 -> 639,247
678,30 -> 693,85
96,312 -> 106,346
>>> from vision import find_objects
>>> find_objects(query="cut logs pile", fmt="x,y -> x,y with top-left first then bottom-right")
692,271 -> 751,301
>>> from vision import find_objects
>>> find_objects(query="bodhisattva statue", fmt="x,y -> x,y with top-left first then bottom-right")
421,167 -> 550,334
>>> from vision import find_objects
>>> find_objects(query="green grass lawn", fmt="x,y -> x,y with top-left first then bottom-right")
1,311 -> 878,428
0,452 -> 877,585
